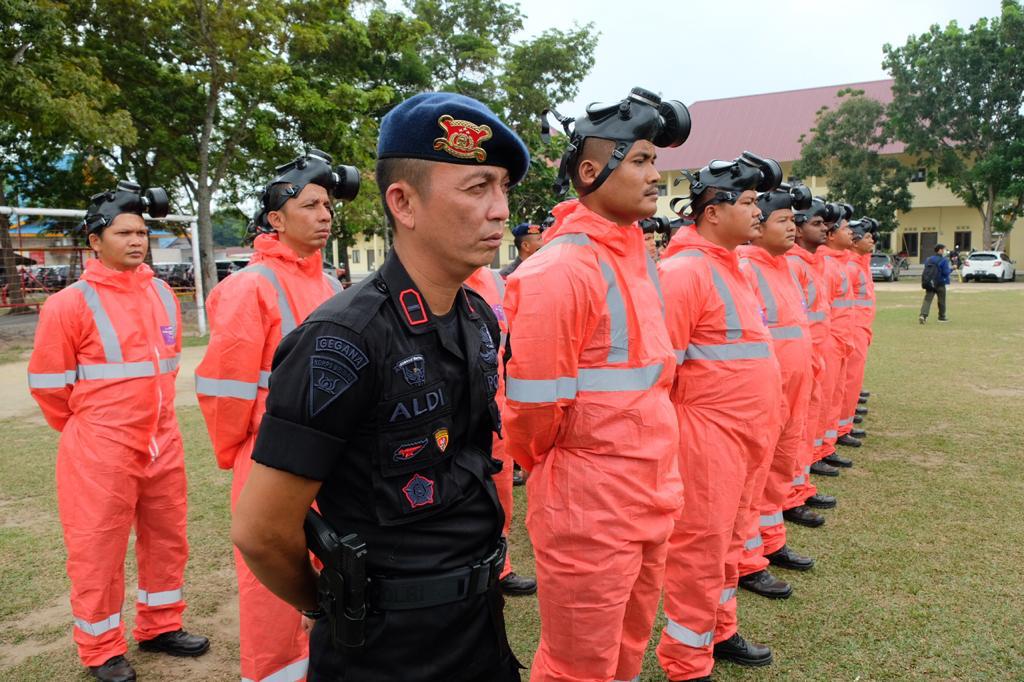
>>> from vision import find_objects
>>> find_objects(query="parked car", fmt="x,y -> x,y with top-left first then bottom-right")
153,262 -> 194,288
962,251 -> 1016,282
870,253 -> 900,282
215,257 -> 251,281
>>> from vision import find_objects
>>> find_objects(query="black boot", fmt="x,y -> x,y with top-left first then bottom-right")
137,629 -> 210,657
739,569 -> 792,599
713,632 -> 773,667
810,460 -> 840,477
823,453 -> 853,468
856,406 -> 868,416
89,656 -> 136,682
836,434 -> 861,448
765,544 -> 815,571
853,415 -> 864,424
860,390 -> 870,398
805,493 -> 837,509
850,428 -> 866,438
783,505 -> 825,528
858,396 -> 868,404
499,572 -> 537,596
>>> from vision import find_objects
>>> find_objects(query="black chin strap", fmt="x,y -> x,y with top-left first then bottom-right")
577,140 -> 633,197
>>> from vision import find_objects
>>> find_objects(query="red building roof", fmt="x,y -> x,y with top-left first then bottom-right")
656,78 -> 903,171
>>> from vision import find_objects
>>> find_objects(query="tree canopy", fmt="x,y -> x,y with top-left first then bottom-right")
883,0 -> 1024,248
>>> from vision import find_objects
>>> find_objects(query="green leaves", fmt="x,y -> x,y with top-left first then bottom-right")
882,0 -> 1024,246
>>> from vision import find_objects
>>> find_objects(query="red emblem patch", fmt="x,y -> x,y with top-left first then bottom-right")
434,427 -> 450,453
402,473 -> 435,508
393,438 -> 428,462
433,115 -> 492,162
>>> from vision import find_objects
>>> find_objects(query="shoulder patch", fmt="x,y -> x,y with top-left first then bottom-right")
308,339 -> 366,417
315,336 -> 369,370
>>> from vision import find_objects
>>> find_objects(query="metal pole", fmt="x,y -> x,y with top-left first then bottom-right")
191,220 -> 207,336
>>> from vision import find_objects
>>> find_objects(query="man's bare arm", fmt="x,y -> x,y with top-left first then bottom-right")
232,462 -> 322,611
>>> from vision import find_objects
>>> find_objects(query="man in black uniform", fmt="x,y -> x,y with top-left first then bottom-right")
231,92 -> 530,681
498,222 -> 544,279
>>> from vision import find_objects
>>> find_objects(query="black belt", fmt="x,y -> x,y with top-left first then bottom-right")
370,539 -> 506,611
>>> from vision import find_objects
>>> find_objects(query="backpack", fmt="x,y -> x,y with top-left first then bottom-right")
921,258 -> 940,291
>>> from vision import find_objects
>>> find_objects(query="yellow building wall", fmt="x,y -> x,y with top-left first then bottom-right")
341,232 -> 518,277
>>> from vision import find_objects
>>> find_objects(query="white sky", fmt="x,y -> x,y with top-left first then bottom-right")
426,0 -> 1005,110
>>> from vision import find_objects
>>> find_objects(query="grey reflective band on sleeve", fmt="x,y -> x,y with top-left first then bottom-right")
853,300 -> 874,307
195,374 -> 260,400
708,266 -> 743,340
612,677 -> 640,682
813,438 -> 823,447
28,370 -> 78,388
749,263 -> 779,324
150,280 -> 178,332
838,269 -> 849,296
743,534 -> 763,551
770,326 -> 804,340
158,355 -> 180,374
675,341 -> 772,364
489,268 -> 506,299
792,474 -> 806,485
719,586 -> 737,604
323,272 -> 343,294
70,281 -> 123,363
646,253 -> 664,311
74,612 -> 121,637
258,370 -> 271,388
599,260 -> 629,363
506,363 -> 664,404
807,311 -> 827,321
242,658 -> 310,682
664,617 -> 714,648
760,511 -> 784,527
137,587 -> 183,607
787,266 -> 807,307
78,361 -> 157,380
239,264 -> 298,335
825,429 -> 838,439
832,299 -> 854,308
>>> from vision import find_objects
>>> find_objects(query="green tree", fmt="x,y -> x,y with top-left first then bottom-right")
211,207 -> 247,247
883,0 -> 1024,249
794,89 -> 914,233
0,0 -> 134,310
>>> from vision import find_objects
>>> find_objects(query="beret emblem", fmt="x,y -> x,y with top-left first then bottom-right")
433,114 -> 492,162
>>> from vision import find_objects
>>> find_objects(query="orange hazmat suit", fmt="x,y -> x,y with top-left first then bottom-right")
817,246 -> 856,461
504,199 -> 683,682
655,228 -> 781,681
195,234 -> 341,682
837,254 -> 875,437
736,245 -> 813,575
28,259 -> 188,668
465,265 -> 515,579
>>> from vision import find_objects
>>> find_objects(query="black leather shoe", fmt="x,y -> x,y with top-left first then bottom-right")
739,569 -> 792,599
783,505 -> 825,528
765,544 -> 815,571
89,655 -> 136,682
137,629 -> 210,657
713,632 -> 773,667
805,493 -> 837,509
856,406 -> 868,416
810,460 -> 840,477
858,396 -> 868,404
853,415 -> 864,424
824,453 -> 853,468
860,390 -> 870,398
499,572 -> 537,596
836,434 -> 861,448
850,428 -> 866,438
938,317 -> 949,322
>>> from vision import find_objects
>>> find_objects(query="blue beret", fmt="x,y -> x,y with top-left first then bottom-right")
378,92 -> 530,186
512,222 -> 543,238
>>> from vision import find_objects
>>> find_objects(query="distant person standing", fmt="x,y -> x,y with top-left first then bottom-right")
499,222 -> 545,279
920,244 -> 952,323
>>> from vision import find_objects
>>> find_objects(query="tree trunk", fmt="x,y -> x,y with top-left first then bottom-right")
982,185 -> 996,250
0,178 -> 30,313
197,183 -> 217,296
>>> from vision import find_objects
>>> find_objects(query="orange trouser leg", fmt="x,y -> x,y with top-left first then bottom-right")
824,343 -> 850,454
838,327 -> 870,437
787,355 -> 823,509
816,338 -> 845,461
57,423 -> 136,667
232,452 -> 309,682
527,454 -> 675,682
133,427 -> 189,642
736,435 -> 778,578
658,434 -> 747,681
492,432 -> 515,578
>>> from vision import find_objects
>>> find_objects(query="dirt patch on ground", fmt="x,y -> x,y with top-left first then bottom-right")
0,497 -> 55,532
0,595 -> 74,668
967,385 -> 1024,398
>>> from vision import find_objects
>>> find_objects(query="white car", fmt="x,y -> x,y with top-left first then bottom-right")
961,251 -> 1016,282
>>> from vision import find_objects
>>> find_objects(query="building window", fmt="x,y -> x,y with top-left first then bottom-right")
902,232 -> 919,257
954,230 -> 972,252
876,232 -> 892,252
657,183 -> 668,197
911,167 -> 926,182
508,245 -> 516,260
351,249 -> 360,264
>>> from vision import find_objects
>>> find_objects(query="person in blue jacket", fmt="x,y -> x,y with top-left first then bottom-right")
920,243 -> 952,323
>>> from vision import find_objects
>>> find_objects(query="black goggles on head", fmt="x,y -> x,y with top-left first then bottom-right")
261,149 -> 360,213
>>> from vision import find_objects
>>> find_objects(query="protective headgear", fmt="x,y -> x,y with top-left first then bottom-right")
260,149 -> 360,214
839,203 -> 854,222
794,197 -> 829,226
849,217 -> 880,241
84,181 -> 169,235
544,87 -> 691,196
756,183 -> 813,222
679,151 -> 783,215
639,215 -> 685,236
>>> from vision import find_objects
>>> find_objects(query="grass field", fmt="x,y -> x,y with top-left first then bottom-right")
1,284 -> 1023,680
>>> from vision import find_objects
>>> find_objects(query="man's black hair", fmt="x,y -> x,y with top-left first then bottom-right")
935,243 -> 946,253
375,158 -> 432,229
